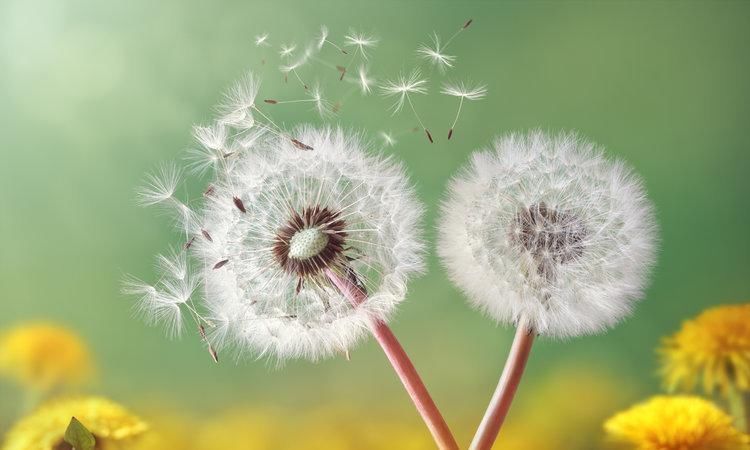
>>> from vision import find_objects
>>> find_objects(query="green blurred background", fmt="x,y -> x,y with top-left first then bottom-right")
1,0 -> 749,448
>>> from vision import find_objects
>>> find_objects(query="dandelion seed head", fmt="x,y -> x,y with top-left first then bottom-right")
438,130 -> 658,338
128,127 -> 425,361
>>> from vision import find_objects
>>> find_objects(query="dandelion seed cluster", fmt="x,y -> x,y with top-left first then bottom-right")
128,124 -> 425,361
438,130 -> 658,338
245,21 -> 485,145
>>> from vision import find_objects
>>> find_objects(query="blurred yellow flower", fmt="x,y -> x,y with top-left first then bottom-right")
277,407 -> 435,450
489,365 -> 632,449
660,303 -> 750,396
1,396 -> 148,450
194,409 -> 282,450
0,323 -> 94,390
130,413 -> 197,450
604,396 -> 749,450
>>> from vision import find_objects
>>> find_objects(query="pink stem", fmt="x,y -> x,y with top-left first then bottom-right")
325,269 -> 459,450
470,320 -> 535,450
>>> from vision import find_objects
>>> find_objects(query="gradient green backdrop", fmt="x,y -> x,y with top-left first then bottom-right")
1,0 -> 749,446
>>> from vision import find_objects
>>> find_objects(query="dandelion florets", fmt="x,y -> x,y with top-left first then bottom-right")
438,130 -> 658,338
660,303 -> 750,396
604,396 -> 750,450
0,323 -> 95,390
2,396 -> 148,450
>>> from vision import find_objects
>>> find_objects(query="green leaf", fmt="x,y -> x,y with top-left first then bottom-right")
64,417 -> 96,450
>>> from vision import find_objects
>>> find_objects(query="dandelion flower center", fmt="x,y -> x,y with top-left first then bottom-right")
273,205 -> 347,278
288,228 -> 330,260
510,202 -> 586,280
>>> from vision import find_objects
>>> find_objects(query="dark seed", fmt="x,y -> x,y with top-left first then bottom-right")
291,139 -> 314,150
264,99 -> 278,104
448,128 -> 454,140
213,259 -> 230,269
233,196 -> 247,213
201,229 -> 213,242
463,19 -> 473,29
425,129 -> 434,143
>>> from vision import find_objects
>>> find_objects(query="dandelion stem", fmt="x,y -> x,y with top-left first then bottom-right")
325,269 -> 459,450
727,383 -> 750,432
470,318 -> 535,450
406,95 -> 433,143
448,97 -> 464,139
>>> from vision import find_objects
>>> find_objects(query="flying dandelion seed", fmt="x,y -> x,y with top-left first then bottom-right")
380,131 -> 396,147
316,25 -> 348,54
357,65 -> 375,95
190,71 -> 314,168
263,83 -> 332,118
443,18 -> 474,49
337,30 -> 378,80
279,44 -> 315,88
254,33 -> 270,47
279,43 -> 296,59
417,33 -> 456,71
380,70 -> 433,143
416,18 -> 472,72
280,48 -> 313,90
344,30 -> 378,60
441,81 -> 487,139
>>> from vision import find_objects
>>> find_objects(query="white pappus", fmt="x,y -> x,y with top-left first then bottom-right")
438,130 -> 658,338
129,126 -> 425,362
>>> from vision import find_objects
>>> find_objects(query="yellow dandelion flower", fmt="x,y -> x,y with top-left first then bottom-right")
0,323 -> 95,390
1,396 -> 148,450
661,304 -> 750,396
604,396 -> 749,450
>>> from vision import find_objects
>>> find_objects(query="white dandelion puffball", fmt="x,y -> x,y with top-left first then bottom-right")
132,126 -> 425,362
438,130 -> 657,338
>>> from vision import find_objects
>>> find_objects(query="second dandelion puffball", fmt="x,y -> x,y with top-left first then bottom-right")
438,130 -> 658,338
